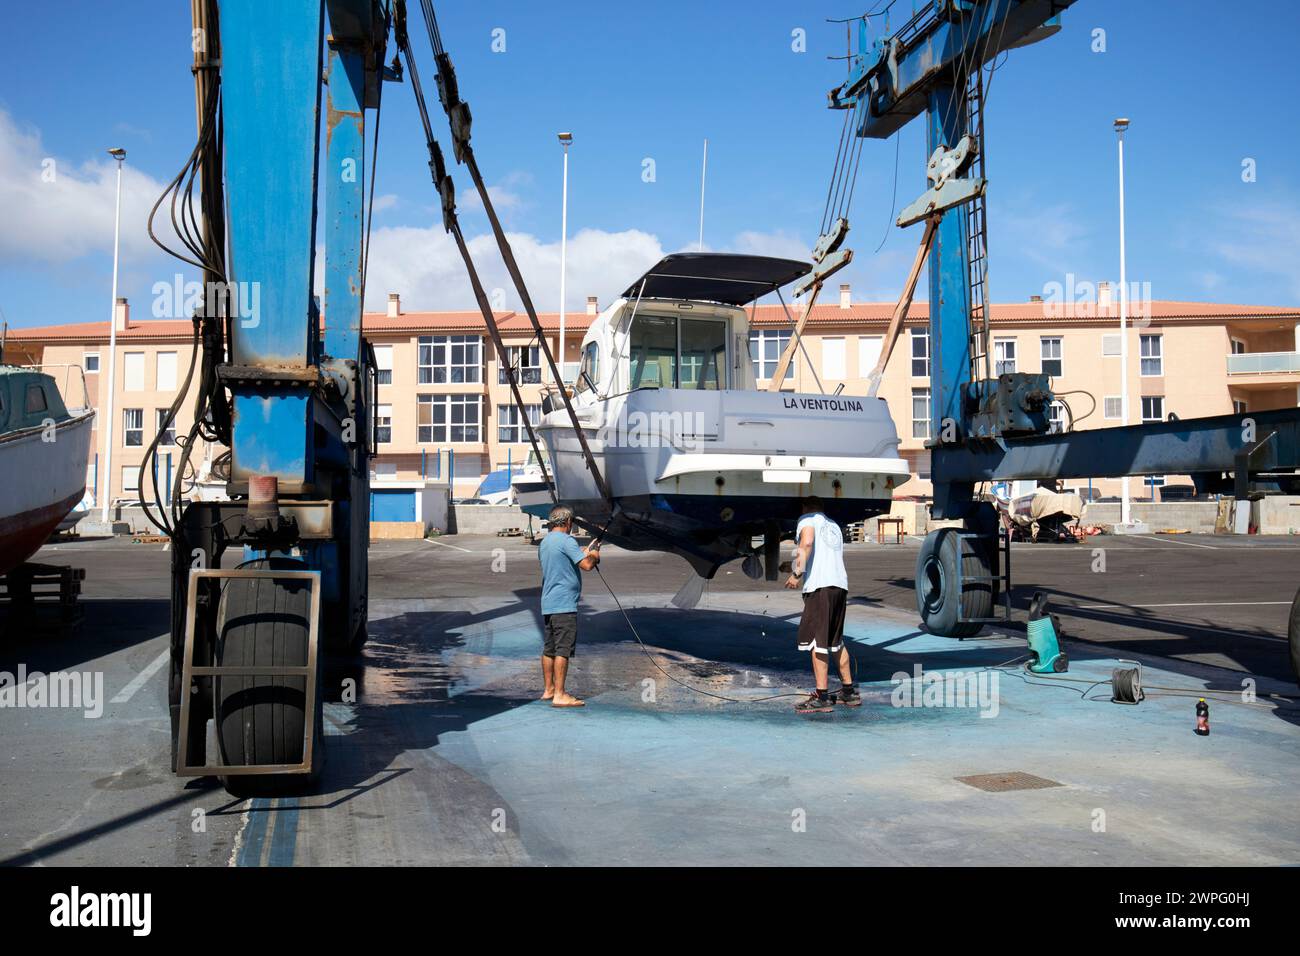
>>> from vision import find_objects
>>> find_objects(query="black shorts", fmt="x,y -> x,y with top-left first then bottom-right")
543,612 -> 578,659
796,587 -> 847,656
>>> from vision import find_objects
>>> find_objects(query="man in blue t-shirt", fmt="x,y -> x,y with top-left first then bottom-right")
538,505 -> 601,707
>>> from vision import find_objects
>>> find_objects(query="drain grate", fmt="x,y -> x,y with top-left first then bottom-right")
955,771 -> 1063,793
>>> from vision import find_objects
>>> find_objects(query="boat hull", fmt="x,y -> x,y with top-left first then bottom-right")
536,388 -> 908,573
0,411 -> 95,576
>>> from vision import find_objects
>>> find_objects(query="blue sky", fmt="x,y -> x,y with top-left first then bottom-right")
2,0 -> 1297,331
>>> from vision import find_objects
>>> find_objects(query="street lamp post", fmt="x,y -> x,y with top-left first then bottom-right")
557,132 -> 573,385
101,147 -> 126,523
1114,118 -> 1132,527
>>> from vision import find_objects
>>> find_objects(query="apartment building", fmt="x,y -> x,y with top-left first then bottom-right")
7,285 -> 1298,507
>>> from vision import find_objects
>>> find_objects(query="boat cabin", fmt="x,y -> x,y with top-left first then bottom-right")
570,253 -> 810,402
0,367 -> 72,435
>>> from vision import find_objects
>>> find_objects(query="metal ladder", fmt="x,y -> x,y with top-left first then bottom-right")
964,66 -> 993,385
954,527 -> 1013,625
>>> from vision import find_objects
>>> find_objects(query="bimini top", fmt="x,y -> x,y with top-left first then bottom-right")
620,253 -> 811,307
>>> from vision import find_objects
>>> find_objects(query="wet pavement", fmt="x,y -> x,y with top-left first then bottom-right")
2,534 -> 1298,865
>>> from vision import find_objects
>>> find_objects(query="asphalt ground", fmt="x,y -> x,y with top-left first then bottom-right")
2,532 -> 1297,866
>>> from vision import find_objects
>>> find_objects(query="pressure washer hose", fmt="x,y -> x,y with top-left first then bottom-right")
594,566 -> 809,704
591,554 -> 1300,711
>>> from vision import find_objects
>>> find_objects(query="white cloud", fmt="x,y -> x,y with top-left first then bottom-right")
995,194 -> 1091,278
730,229 -> 809,261
457,170 -> 533,220
362,224 -> 664,314
1209,197 -> 1300,300
0,109 -> 174,264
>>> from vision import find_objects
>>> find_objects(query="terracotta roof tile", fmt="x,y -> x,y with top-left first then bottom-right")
7,300 -> 1294,343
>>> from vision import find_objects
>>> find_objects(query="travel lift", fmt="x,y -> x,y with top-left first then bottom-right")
162,0 -> 1300,797
164,0 -> 581,796
818,0 -> 1300,681
163,0 -> 394,794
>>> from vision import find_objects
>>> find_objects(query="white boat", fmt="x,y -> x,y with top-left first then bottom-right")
0,365 -> 95,575
509,450 -> 553,513
533,253 -> 910,576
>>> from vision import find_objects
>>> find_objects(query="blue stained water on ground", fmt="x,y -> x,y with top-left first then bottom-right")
357,591 -> 1300,866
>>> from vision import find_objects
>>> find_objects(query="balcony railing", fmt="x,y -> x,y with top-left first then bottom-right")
1226,351 -> 1300,375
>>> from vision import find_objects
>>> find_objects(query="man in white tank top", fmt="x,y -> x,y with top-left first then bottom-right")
783,495 -> 856,714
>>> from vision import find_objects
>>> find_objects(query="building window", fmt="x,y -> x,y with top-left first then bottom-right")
1231,338 -> 1247,355
1040,337 -> 1062,377
1233,399 -> 1248,415
1141,395 -> 1164,423
911,329 -> 930,378
1101,333 -> 1121,357
155,409 -> 176,446
822,337 -> 846,380
498,404 -> 541,443
373,461 -> 398,481
376,404 -> 392,445
417,394 -> 481,443
1103,396 -> 1122,420
123,352 -> 145,391
994,337 -> 1017,375
1139,334 -> 1162,376
417,335 -> 482,384
749,329 -> 793,381
498,345 -> 541,385
858,336 -> 882,377
83,352 -> 100,373
374,344 -> 394,385
1048,400 -> 1066,433
122,466 -> 141,493
156,351 -> 178,391
911,387 -> 931,439
123,408 -> 144,447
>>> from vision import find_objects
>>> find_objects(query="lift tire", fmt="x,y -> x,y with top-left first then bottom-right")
915,528 -> 993,638
214,559 -> 322,796
1288,587 -> 1300,686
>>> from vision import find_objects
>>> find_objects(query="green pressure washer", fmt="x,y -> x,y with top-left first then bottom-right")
1026,591 -> 1068,674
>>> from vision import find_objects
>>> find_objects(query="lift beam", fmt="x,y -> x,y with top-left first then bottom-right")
830,0 -> 1300,639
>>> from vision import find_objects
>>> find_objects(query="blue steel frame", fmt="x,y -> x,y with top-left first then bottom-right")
831,1 -> 1079,520
820,1 -> 1300,518
214,0 -> 390,649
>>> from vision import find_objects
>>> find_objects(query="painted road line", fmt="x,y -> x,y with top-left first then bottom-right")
267,801 -> 300,867
235,798 -> 273,867
425,538 -> 472,553
1075,600 -> 1291,609
1130,535 -> 1218,550
109,647 -> 170,704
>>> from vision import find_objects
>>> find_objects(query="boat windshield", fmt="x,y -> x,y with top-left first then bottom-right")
628,314 -> 727,390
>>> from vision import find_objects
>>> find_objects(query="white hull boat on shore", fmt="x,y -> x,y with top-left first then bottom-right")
0,366 -> 95,575
529,254 -> 909,577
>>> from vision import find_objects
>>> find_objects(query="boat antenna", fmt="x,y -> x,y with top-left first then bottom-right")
408,0 -> 614,506
697,138 -> 708,251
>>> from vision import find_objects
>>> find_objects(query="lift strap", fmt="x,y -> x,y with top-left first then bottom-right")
410,0 -> 615,507
394,5 -> 555,501
865,214 -> 939,399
